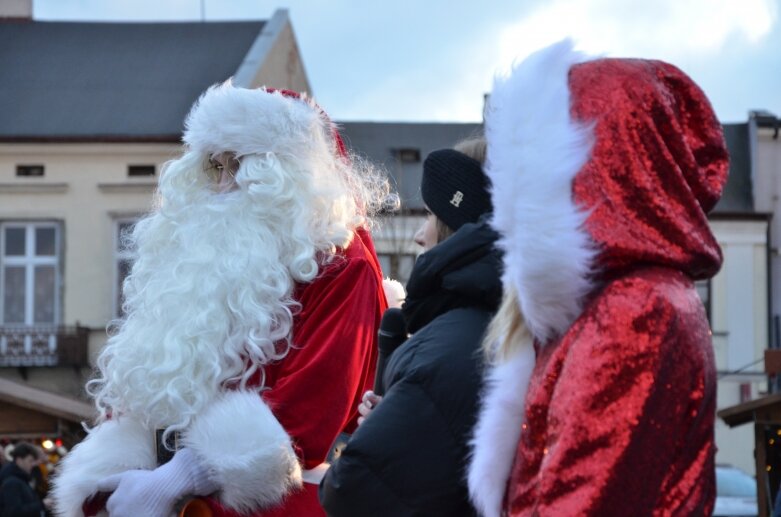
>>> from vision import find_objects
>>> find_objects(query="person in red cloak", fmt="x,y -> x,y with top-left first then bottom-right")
52,83 -> 390,517
468,40 -> 728,516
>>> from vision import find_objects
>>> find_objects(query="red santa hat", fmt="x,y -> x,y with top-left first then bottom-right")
182,82 -> 347,160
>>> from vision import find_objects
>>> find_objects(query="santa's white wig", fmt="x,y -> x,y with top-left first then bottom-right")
87,84 -> 391,434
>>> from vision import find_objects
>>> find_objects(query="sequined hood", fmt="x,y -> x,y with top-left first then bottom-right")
485,40 -> 728,343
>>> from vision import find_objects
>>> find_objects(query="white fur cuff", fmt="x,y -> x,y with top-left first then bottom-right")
183,390 -> 302,513
52,416 -> 155,517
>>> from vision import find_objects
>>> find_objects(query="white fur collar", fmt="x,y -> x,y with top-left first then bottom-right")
485,39 -> 596,344
468,345 -> 535,517
467,40 -> 597,516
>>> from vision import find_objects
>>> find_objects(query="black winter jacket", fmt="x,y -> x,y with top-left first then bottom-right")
320,219 -> 502,517
0,462 -> 44,517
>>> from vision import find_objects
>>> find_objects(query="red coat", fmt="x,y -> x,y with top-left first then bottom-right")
202,228 -> 387,517
78,228 -> 385,517
469,42 -> 729,516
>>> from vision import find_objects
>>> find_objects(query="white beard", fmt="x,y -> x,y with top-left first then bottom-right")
88,151 -> 348,432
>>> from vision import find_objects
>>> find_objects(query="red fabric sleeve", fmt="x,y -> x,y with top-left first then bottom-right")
523,279 -> 715,515
261,236 -> 386,470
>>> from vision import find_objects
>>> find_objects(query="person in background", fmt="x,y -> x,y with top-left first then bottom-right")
52,84 -> 391,517
468,40 -> 728,516
320,138 -> 502,516
0,442 -> 51,517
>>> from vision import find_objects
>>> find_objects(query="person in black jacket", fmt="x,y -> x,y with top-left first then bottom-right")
320,139 -> 501,516
0,443 -> 49,517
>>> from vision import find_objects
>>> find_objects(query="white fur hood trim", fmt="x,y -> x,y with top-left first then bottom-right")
52,416 -> 155,517
183,81 -> 330,159
468,345 -> 536,517
486,39 -> 596,343
183,390 -> 302,513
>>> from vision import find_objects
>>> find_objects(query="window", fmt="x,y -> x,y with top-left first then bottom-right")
378,255 -> 391,280
128,165 -> 156,177
377,253 -> 416,285
0,223 -> 60,325
114,219 -> 138,318
16,165 -> 44,177
695,279 -> 711,321
391,148 -> 421,164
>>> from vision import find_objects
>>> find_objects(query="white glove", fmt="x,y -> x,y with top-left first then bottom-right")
357,390 -> 383,426
95,447 -> 217,517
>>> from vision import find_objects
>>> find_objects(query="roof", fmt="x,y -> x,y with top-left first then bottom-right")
718,393 -> 781,428
0,377 -> 93,423
714,123 -> 753,213
0,20 -> 265,141
339,121 -> 754,213
339,122 -> 483,210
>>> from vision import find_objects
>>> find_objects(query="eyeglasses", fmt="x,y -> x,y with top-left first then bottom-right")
204,154 -> 240,183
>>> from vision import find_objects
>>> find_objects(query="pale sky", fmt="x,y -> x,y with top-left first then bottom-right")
34,0 -> 781,123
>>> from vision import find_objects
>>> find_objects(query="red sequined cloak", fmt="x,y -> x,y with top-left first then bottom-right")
469,41 -> 728,516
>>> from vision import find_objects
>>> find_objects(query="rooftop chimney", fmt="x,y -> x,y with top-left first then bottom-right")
1,0 -> 33,19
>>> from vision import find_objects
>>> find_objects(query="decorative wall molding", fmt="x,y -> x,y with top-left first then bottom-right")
0,183 -> 69,194
97,182 -> 157,194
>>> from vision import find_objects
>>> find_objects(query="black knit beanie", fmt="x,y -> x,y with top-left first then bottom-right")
421,149 -> 492,231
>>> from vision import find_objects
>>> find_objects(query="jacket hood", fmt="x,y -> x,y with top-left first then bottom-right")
486,40 -> 728,343
402,217 -> 503,334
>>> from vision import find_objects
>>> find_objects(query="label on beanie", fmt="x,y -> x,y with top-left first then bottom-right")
450,191 -> 464,207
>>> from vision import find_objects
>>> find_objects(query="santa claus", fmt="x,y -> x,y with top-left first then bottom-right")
52,84 -> 390,517
468,40 -> 728,515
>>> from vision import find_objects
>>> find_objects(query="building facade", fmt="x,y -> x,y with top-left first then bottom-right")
1,0 -> 777,477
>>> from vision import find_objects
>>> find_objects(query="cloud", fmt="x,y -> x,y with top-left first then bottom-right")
494,0 -> 778,68
32,0 -> 781,122
328,0 -> 781,122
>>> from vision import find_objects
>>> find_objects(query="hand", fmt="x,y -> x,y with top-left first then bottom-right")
95,448 -> 217,517
96,468 -> 178,517
357,390 -> 383,426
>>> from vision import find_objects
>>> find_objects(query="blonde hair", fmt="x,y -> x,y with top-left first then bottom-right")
453,136 -> 487,165
435,218 -> 454,243
482,286 -> 533,364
